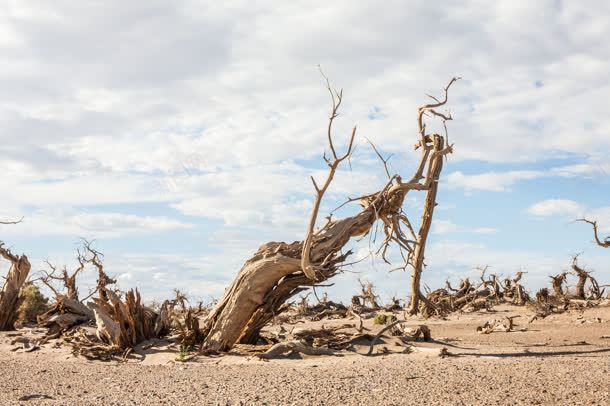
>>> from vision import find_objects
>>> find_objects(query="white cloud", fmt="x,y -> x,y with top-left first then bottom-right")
447,170 -> 542,192
447,162 -> 609,193
0,210 -> 193,238
433,219 -> 498,235
472,227 -> 498,234
527,199 -> 584,217
527,199 -> 610,233
433,219 -> 461,234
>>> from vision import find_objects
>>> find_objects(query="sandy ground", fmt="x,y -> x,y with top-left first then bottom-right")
0,303 -> 609,405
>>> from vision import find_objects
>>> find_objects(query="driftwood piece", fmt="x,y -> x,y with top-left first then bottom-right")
257,340 -> 337,359
38,296 -> 95,337
0,243 -> 31,330
477,316 -> 521,334
367,321 -> 431,355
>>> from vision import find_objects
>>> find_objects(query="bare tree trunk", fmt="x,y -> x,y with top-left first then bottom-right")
571,256 -> 589,299
203,209 -> 377,351
550,273 -> 567,297
0,244 -> 31,330
408,135 -> 444,315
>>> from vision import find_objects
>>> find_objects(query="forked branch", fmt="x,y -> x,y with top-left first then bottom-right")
301,76 -> 357,280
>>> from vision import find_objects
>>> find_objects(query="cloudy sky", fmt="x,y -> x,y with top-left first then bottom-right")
1,1 -> 608,303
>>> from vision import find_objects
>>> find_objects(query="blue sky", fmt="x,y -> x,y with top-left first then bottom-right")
0,1 -> 608,303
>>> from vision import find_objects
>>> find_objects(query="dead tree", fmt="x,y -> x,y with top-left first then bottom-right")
354,279 -> 380,309
37,242 -> 120,338
571,255 -> 602,300
38,255 -> 85,301
503,272 -> 529,305
199,77 -> 459,352
81,240 -> 116,302
578,218 -> 610,248
549,272 -> 568,297
0,242 -> 31,330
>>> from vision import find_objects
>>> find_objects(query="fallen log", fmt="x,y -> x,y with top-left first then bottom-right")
257,340 -> 337,359
39,297 -> 94,336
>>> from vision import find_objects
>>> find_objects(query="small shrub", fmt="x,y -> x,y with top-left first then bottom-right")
17,284 -> 49,324
176,344 -> 190,362
373,313 -> 397,325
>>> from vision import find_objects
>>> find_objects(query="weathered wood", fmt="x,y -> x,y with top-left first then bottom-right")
257,340 -> 337,359
408,134 -> 444,315
90,288 -> 169,350
0,244 -> 31,330
38,296 -> 95,335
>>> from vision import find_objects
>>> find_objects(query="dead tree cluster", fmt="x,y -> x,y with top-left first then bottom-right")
1,239 -> 170,359
1,78 -> 460,357
421,267 -> 529,317
532,255 -> 607,318
529,216 -> 608,317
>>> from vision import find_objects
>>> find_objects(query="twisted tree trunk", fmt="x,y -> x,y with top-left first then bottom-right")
202,208 -> 378,351
0,245 -> 31,330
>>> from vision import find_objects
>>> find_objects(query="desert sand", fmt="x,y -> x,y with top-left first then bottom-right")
0,303 -> 608,405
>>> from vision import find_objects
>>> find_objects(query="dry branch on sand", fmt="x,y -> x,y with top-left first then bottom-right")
477,316 -> 522,334
198,77 -> 459,352
0,242 -> 31,330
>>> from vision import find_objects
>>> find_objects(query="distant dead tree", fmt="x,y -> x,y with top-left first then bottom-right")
0,242 -> 31,330
549,272 -> 568,297
577,218 -> 610,248
199,76 -> 459,352
570,255 -> 603,300
38,255 -> 85,301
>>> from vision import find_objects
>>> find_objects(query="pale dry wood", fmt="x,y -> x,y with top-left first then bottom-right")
90,288 -> 169,350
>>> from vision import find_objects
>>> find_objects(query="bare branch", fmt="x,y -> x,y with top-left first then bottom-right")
301,74 -> 358,280
577,218 -> 610,248
365,137 -> 392,179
